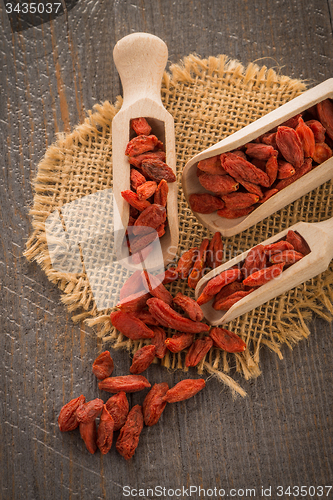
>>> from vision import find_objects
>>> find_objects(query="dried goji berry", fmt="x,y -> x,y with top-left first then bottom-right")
221,152 -> 270,187
129,150 -> 166,169
305,119 -> 326,143
275,157 -> 312,190
270,249 -> 304,265
175,247 -> 198,278
185,336 -> 213,367
142,383 -> 169,426
213,289 -> 253,310
242,244 -> 266,278
312,142 -> 333,163
173,292 -> 204,322
121,190 -> 151,212
286,229 -> 311,255
105,392 -> 129,431
250,158 -> 267,170
233,150 -> 247,159
209,327 -> 246,352
79,421 -> 97,454
98,375 -> 151,393
277,161 -> 295,179
156,223 -> 166,237
261,132 -> 277,148
137,181 -> 157,200
116,405 -> 144,460
131,117 -> 152,136
130,345 -> 156,374
116,291 -> 151,313
92,351 -> 114,380
207,231 -> 223,269
162,379 -> 206,403
222,192 -> 259,210
147,298 -> 210,333
188,238 -> 210,289
236,178 -> 263,198
198,172 -> 239,195
162,267 -> 179,284
141,159 -> 176,183
133,204 -> 166,235
296,117 -> 315,157
276,126 -> 304,168
189,193 -> 225,214
242,263 -> 285,287
280,114 -> 302,129
155,139 -> 165,151
142,270 -> 173,306
265,154 -> 278,185
196,289 -> 217,307
97,405 -> 114,455
197,155 -> 226,175
130,168 -> 146,191
58,395 -> 86,432
316,98 -> 333,140
128,229 -> 159,256
197,268 -> 241,303
165,332 -> 194,353
76,399 -> 104,424
245,143 -> 277,161
125,135 -> 159,156
212,281 -> 244,307
131,310 -> 159,326
263,240 -> 294,255
154,179 -> 168,206
110,310 -> 155,340
150,326 -> 167,358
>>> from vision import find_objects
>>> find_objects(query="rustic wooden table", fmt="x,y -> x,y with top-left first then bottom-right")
1,1 -> 333,499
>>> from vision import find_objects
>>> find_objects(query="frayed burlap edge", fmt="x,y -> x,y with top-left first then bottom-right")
24,54 -> 333,398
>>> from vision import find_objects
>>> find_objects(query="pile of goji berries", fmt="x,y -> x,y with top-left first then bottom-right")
58,104 -> 319,458
121,117 -> 176,257
110,230 -> 247,369
190,98 -> 333,218
58,350 -> 205,459
58,228 -> 312,460
110,225 -> 313,367
197,230 -> 310,308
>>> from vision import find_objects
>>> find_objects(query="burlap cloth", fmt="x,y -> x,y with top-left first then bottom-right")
24,55 -> 333,396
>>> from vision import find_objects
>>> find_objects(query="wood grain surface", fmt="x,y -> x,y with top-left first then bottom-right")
1,1 -> 332,499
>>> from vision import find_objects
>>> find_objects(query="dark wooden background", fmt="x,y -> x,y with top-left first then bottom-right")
1,1 -> 333,499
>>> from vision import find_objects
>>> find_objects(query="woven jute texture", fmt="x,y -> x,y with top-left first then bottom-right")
24,55 -> 333,397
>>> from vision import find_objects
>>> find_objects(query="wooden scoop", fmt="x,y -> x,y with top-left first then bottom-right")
112,33 -> 178,265
182,78 -> 333,237
195,216 -> 333,326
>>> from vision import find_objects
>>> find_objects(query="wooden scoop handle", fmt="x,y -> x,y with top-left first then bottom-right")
113,33 -> 168,109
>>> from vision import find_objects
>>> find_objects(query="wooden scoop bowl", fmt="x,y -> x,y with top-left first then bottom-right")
112,33 -> 178,266
182,78 -> 333,237
195,216 -> 333,326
